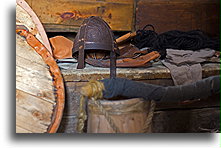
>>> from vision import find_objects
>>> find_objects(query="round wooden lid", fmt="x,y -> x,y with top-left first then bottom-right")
16,0 -> 64,133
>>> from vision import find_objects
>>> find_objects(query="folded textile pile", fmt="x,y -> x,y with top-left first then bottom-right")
162,48 -> 217,85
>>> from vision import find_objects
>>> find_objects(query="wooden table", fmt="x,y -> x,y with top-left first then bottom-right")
58,62 -> 220,133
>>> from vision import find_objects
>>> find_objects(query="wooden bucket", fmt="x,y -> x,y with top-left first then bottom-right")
87,98 -> 152,133
16,0 -> 65,133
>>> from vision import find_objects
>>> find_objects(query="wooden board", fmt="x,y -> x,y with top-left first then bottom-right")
26,0 -> 135,32
16,34 -> 56,133
16,90 -> 54,133
136,0 -> 220,37
16,0 -> 52,54
61,63 -> 220,82
16,0 -> 63,133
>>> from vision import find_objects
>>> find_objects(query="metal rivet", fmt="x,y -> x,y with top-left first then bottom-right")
79,46 -> 83,49
79,38 -> 85,42
81,24 -> 86,27
37,93 -> 42,97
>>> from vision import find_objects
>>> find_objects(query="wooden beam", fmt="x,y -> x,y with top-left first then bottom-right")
26,0 -> 135,32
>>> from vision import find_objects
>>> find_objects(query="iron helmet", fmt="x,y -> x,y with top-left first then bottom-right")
73,16 -> 118,78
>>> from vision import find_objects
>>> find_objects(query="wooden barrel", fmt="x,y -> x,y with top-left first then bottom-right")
16,0 -> 64,133
87,98 -> 152,133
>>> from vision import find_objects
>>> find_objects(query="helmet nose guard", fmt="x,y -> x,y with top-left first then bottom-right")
73,16 -> 118,78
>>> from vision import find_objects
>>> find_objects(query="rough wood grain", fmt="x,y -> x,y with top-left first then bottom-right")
16,34 -> 47,66
16,1 -> 52,54
136,0 -> 219,37
57,82 -> 84,133
61,63 -> 220,82
26,0 -> 134,32
16,34 -> 56,133
16,106 -> 49,133
16,90 -> 54,115
16,126 -> 33,133
16,35 -> 55,102
16,90 -> 54,133
87,98 -> 151,133
16,4 -> 42,41
16,0 -> 66,133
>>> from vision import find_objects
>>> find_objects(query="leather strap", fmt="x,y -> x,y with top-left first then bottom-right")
116,32 -> 136,44
76,20 -> 88,69
16,26 -> 65,133
117,44 -> 145,59
110,51 -> 116,78
77,46 -> 85,69
85,51 -> 160,68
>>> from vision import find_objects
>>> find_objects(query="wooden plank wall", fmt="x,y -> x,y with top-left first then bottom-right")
136,0 -> 220,36
26,0 -> 219,37
25,0 -> 135,32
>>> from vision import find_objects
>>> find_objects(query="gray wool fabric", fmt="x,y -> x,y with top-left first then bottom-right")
162,48 -> 215,85
101,76 -> 220,102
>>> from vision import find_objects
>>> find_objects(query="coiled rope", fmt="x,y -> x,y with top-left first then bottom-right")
133,25 -> 220,59
77,80 -> 156,133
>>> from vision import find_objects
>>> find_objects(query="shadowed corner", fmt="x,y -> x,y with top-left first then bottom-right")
9,6 -> 16,139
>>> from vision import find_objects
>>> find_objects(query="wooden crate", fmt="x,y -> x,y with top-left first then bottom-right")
136,0 -> 220,36
58,63 -> 220,133
26,0 -> 135,32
